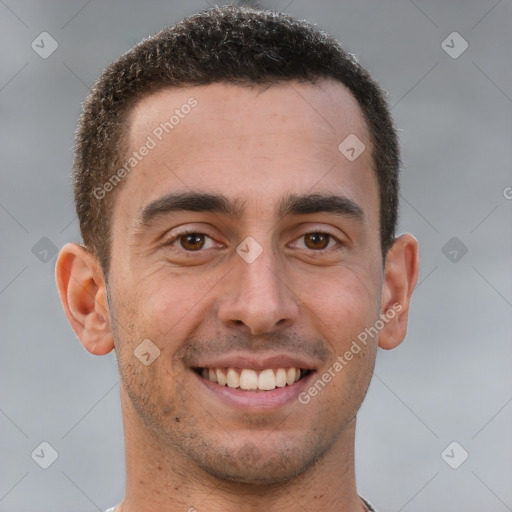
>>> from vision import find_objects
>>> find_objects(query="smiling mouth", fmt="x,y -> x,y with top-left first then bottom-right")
194,367 -> 313,392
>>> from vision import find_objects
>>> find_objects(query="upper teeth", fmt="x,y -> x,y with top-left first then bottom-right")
201,367 -> 302,391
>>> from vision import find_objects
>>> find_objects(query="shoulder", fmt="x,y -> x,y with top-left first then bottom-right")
360,495 -> 378,511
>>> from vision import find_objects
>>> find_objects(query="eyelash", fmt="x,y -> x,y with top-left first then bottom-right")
164,229 -> 343,253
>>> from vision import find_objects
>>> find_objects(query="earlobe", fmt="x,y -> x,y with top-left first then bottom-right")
55,243 -> 115,355
378,234 -> 420,350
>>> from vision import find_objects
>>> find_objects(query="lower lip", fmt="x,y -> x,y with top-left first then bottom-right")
195,371 -> 316,411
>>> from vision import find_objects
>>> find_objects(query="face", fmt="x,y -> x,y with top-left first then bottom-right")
107,79 -> 384,484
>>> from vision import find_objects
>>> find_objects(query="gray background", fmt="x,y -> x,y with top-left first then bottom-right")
1,0 -> 511,511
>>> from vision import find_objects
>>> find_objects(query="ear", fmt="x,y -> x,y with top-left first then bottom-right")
378,233 -> 420,350
55,242 -> 114,355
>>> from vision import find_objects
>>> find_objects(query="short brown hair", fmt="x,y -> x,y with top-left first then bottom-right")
74,5 -> 400,274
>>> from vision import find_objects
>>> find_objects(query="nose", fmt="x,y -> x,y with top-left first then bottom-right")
217,246 -> 299,336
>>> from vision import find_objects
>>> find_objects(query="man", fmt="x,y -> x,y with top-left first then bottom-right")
56,5 -> 419,511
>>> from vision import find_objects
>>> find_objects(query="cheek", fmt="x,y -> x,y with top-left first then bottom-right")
124,268 -> 215,344
299,266 -> 379,400
300,266 -> 380,338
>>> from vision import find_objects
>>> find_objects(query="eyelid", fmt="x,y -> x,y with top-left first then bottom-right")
288,222 -> 347,242
289,231 -> 344,251
164,228 -> 220,248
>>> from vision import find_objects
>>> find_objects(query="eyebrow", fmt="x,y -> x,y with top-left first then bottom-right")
137,191 -> 365,228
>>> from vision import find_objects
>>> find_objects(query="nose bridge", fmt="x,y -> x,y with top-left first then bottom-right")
240,244 -> 281,298
218,238 -> 299,334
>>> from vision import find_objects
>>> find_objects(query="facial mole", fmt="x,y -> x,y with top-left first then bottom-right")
175,416 -> 181,422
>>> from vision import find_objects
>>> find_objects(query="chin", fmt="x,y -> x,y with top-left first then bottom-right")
188,437 -> 330,487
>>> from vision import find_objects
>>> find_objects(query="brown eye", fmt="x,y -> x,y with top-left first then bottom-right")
303,233 -> 331,250
164,230 -> 219,253
179,233 -> 206,251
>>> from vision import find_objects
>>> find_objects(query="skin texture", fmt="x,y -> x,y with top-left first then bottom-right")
56,79 -> 419,512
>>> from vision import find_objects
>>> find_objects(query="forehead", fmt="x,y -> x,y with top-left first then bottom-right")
128,79 -> 368,156
117,79 -> 377,227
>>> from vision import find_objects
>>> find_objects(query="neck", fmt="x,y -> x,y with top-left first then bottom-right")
117,392 -> 365,512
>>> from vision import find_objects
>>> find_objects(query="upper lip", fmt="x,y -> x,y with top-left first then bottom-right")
190,352 -> 319,371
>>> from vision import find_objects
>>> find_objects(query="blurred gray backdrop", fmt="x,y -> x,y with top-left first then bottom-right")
1,1 -> 511,511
